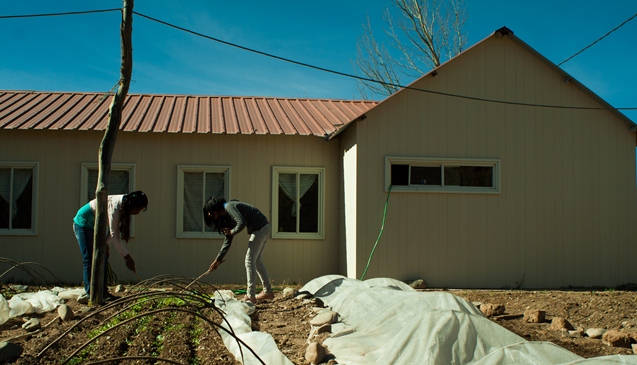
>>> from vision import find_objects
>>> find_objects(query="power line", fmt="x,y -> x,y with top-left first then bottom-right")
2,8 -> 636,112
0,8 -> 120,19
558,12 -> 637,66
134,11 -> 636,112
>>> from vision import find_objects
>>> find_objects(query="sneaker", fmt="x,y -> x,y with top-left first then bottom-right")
256,291 -> 274,301
77,293 -> 89,304
241,295 -> 256,304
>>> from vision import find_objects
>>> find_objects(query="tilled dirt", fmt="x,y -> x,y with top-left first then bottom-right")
1,285 -> 636,364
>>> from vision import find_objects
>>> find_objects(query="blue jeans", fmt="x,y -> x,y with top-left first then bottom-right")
245,224 -> 272,297
73,223 -> 108,295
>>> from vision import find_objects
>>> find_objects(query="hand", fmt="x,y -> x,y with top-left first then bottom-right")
124,254 -> 136,273
208,259 -> 223,272
222,227 -> 233,236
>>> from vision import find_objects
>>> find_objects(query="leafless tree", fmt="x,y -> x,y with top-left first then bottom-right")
355,0 -> 467,98
91,0 -> 134,305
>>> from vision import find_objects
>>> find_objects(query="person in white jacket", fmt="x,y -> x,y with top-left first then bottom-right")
73,191 -> 148,302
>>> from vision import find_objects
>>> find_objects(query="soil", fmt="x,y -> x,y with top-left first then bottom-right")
1,284 -> 636,364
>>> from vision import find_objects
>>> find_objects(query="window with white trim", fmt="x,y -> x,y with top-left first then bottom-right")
0,162 -> 38,235
177,165 -> 230,238
272,166 -> 324,239
385,157 -> 500,193
80,163 -> 135,203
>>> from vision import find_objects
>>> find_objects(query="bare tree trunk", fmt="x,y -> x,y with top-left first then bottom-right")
91,0 -> 134,306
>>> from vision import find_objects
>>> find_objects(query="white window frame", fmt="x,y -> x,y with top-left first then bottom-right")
80,163 -> 137,236
385,156 -> 501,194
176,165 -> 231,239
80,163 -> 136,204
0,162 -> 39,236
272,166 -> 325,239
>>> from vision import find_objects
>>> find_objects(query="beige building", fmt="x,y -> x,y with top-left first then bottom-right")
1,27 -> 635,289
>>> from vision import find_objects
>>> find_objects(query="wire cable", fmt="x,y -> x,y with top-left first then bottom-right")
2,8 -> 636,111
0,8 -> 120,19
558,12 -> 637,66
133,11 -> 637,112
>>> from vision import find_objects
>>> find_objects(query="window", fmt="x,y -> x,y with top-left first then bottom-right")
272,166 -> 324,239
177,165 -> 230,238
80,163 -> 135,203
385,157 -> 500,193
0,162 -> 38,235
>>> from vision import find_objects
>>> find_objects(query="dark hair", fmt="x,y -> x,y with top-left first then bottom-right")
203,196 -> 234,233
120,191 -> 148,241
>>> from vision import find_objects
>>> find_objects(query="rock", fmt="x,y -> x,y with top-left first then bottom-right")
632,343 -> 637,355
602,330 -> 633,348
282,287 -> 297,298
0,341 -> 23,363
409,279 -> 427,289
310,310 -> 338,326
523,309 -> 545,323
21,318 -> 40,332
550,317 -> 574,331
586,328 -> 606,339
305,342 -> 326,364
58,304 -> 75,321
568,327 -> 585,338
480,303 -> 505,317
316,324 -> 332,334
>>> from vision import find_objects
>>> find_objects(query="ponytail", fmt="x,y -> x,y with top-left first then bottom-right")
120,191 -> 148,241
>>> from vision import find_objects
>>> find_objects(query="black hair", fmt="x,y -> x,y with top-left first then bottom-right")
203,196 -> 234,233
120,190 -> 148,241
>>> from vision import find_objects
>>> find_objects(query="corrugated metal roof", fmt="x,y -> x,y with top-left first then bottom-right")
0,90 -> 378,137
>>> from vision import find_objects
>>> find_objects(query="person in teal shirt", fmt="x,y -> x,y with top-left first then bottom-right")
73,191 -> 148,302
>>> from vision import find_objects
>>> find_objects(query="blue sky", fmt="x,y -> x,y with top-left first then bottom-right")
1,1 -> 636,121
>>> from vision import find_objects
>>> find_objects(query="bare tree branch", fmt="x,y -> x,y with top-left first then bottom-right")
355,0 -> 467,98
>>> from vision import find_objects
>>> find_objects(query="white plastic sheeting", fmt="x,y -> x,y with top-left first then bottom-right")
299,275 -> 637,365
213,290 -> 294,365
0,288 -> 78,325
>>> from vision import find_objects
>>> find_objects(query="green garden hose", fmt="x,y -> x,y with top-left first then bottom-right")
360,185 -> 392,281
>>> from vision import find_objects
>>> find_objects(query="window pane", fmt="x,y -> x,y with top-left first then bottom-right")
87,169 -> 130,201
410,166 -> 441,185
203,172 -> 225,233
391,164 -> 409,186
444,166 -> 493,187
299,174 -> 319,233
0,168 -> 10,229
278,173 -> 296,232
12,169 -> 33,229
183,172 -> 203,232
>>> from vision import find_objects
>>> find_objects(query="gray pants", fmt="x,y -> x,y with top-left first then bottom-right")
245,223 -> 271,297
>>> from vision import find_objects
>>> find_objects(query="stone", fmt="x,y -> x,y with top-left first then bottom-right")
481,303 -> 505,317
282,287 -> 297,298
602,330 -> 632,348
409,279 -> 427,289
586,328 -> 606,339
21,318 -> 40,332
305,342 -> 326,365
632,343 -> 637,355
523,309 -> 545,323
0,341 -> 23,363
58,304 -> 75,321
550,317 -> 574,331
310,310 -> 338,326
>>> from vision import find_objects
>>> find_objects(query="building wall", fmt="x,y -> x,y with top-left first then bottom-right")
350,35 -> 637,288
0,129 -> 341,287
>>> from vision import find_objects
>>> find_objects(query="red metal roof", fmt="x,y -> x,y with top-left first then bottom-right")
0,90 -> 378,137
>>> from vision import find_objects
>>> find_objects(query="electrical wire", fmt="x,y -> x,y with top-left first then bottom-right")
1,8 -> 636,111
0,8 -> 120,19
558,12 -> 637,66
